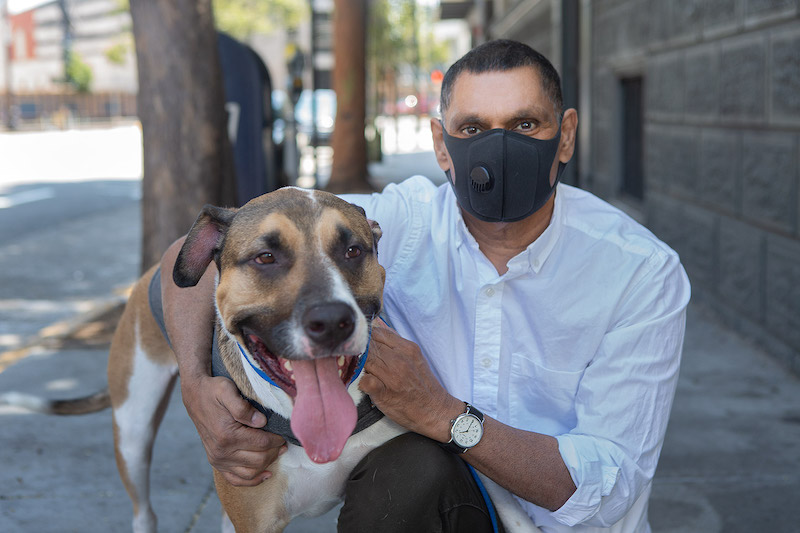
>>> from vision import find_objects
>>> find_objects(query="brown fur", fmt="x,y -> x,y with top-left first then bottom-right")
214,468 -> 291,533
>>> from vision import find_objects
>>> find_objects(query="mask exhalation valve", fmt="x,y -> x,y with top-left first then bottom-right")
470,166 -> 493,193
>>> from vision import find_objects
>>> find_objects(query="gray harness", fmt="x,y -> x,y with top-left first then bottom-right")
148,268 -> 384,447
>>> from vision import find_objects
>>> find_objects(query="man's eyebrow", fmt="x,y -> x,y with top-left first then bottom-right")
509,105 -> 552,121
447,113 -> 484,128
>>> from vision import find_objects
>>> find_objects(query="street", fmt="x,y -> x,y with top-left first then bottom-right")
0,124 -> 143,356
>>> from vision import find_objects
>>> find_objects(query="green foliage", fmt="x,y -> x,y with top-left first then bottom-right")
112,0 -> 130,14
105,42 -> 129,65
66,52 -> 93,93
212,0 -> 308,39
115,0 -> 305,40
369,0 -> 449,70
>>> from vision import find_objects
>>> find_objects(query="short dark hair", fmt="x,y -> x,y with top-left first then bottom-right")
439,39 -> 563,120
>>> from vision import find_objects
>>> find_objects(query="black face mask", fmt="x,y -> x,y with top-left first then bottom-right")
442,124 -> 566,223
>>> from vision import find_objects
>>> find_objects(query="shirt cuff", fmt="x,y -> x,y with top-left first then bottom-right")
552,434 -> 621,526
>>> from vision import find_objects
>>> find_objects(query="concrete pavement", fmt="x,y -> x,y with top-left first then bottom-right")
1,137 -> 799,531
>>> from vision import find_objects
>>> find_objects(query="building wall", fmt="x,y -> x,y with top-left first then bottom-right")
489,0 -> 559,63
2,0 -> 136,94
489,0 -> 800,374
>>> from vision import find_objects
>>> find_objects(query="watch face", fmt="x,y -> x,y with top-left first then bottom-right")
452,414 -> 483,448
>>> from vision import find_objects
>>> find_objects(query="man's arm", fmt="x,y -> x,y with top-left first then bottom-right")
359,325 -> 577,511
160,238 -> 285,486
361,253 -> 690,525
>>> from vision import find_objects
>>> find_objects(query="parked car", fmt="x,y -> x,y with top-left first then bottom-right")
295,89 -> 337,144
273,88 -> 337,146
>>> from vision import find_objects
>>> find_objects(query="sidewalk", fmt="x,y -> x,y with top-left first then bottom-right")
1,149 -> 799,532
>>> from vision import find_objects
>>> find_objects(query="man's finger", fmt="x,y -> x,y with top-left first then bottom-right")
221,447 -> 280,469
370,325 -> 401,347
223,422 -> 285,453
214,378 -> 268,429
364,337 -> 400,376
221,469 -> 272,487
358,372 -> 386,397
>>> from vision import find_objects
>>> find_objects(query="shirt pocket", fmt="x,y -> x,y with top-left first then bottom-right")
509,353 -> 585,435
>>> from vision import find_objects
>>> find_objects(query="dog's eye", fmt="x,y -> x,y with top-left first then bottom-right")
345,246 -> 362,259
255,252 -> 275,264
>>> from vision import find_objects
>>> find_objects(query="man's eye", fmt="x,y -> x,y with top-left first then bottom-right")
255,252 -> 275,264
345,246 -> 362,259
461,125 -> 480,136
517,121 -> 535,131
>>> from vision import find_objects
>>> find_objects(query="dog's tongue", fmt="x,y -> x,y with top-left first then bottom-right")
290,357 -> 357,463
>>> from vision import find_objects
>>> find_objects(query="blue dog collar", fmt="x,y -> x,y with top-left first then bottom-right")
237,327 -> 372,389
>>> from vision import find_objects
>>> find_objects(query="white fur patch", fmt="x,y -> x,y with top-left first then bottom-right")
114,322 -> 177,533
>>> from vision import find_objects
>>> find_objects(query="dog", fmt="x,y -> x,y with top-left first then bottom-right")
1,187 -> 538,533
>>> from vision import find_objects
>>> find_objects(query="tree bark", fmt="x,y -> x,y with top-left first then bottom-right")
327,0 -> 371,193
130,0 -> 236,272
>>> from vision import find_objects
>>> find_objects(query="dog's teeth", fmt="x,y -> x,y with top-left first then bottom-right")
284,360 -> 293,372
338,368 -> 343,378
337,356 -> 345,367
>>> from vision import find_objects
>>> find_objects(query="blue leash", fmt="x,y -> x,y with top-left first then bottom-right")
468,464 -> 500,533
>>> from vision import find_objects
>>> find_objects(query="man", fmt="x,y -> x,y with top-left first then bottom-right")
161,40 -> 690,532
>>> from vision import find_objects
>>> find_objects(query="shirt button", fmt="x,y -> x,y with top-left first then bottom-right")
481,357 -> 492,368
485,287 -> 495,297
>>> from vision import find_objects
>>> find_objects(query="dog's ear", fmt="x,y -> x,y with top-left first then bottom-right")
368,219 -> 382,250
349,202 -> 382,251
173,205 -> 237,287
350,204 -> 367,218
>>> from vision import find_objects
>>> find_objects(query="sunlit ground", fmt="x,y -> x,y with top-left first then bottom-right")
0,115 -> 433,195
299,114 -> 434,189
0,122 -> 145,187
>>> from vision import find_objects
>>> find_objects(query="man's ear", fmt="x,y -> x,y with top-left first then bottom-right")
430,117 -> 451,172
173,205 -> 237,287
557,108 -> 579,164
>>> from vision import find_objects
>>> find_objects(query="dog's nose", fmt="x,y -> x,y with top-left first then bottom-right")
302,303 -> 356,349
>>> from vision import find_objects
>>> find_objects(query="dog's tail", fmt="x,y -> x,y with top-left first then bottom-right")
0,388 -> 111,415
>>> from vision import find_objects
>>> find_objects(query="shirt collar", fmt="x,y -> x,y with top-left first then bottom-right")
447,184 -> 564,275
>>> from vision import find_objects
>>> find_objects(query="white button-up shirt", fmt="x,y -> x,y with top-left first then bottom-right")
343,176 -> 690,532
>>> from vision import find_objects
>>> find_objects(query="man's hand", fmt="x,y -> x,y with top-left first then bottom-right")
358,322 -> 463,442
181,374 -> 286,486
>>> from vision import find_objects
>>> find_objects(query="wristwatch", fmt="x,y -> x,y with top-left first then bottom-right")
443,402 -> 485,454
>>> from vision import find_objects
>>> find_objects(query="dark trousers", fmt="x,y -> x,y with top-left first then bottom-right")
338,433 -> 504,533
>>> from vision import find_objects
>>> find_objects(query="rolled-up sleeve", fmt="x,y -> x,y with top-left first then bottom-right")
551,250 -> 690,527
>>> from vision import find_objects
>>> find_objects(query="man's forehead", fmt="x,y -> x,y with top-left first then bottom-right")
443,67 -> 553,123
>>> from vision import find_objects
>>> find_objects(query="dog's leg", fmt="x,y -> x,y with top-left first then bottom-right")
214,468 -> 291,533
109,270 -> 178,533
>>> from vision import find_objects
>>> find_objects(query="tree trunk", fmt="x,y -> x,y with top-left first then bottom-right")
327,0 -> 371,193
130,0 -> 236,272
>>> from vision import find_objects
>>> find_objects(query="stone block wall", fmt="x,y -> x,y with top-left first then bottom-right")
589,0 -> 800,373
